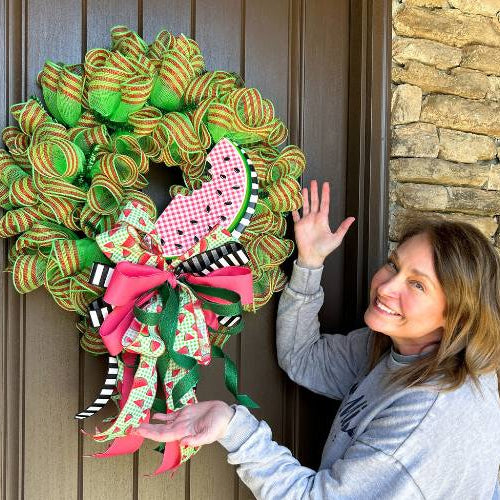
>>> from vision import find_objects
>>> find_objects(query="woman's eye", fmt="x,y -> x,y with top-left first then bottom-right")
411,281 -> 425,292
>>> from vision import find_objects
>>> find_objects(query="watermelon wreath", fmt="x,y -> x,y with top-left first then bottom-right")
0,26 -> 305,474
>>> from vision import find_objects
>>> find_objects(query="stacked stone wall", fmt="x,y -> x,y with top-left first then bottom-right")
390,0 -> 500,246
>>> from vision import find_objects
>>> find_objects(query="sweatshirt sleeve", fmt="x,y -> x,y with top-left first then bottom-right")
276,261 -> 372,400
218,405 -> 424,500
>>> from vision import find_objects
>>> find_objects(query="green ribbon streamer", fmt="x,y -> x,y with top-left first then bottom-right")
211,345 -> 259,409
133,279 -> 257,409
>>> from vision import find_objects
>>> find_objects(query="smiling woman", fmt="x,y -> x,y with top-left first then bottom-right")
136,181 -> 500,499
365,231 -> 447,355
369,218 -> 500,394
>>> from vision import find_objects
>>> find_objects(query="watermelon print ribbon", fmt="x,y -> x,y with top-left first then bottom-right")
82,201 -> 255,473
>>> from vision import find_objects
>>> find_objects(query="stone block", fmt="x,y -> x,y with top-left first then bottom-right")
406,0 -> 450,7
487,164 -> 500,190
391,123 -> 439,157
396,182 -> 500,215
392,0 -> 404,15
389,204 -> 498,240
438,128 -> 497,163
462,45 -> 500,77
391,84 -> 422,124
487,76 -> 500,101
393,6 -> 500,47
392,61 -> 489,99
392,36 -> 462,70
421,95 -> 500,136
448,0 -> 500,18
390,157 -> 490,187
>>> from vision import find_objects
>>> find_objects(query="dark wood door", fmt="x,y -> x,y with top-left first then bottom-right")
0,1 -> 390,498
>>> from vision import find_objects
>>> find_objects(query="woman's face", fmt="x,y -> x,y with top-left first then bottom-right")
364,233 -> 447,355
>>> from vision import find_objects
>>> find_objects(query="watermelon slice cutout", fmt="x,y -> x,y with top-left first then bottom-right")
155,138 -> 259,258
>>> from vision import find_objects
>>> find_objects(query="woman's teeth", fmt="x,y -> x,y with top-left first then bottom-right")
375,298 -> 401,316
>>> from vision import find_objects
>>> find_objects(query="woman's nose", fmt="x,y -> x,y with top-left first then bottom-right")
377,274 -> 401,297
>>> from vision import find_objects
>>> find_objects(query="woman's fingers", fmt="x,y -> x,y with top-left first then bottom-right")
152,412 -> 178,423
291,210 -> 300,223
301,187 -> 309,216
310,180 -> 319,213
180,432 -> 212,447
133,421 -> 188,443
319,182 -> 330,215
334,217 -> 356,241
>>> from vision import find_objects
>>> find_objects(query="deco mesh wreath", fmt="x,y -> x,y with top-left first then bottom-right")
0,26 -> 305,474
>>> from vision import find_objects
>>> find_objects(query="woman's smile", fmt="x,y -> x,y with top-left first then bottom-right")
372,297 -> 402,318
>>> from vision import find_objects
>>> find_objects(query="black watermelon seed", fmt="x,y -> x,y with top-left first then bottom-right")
216,189 -> 222,196
190,220 -> 198,224
207,225 -> 213,231
224,201 -> 232,205
220,215 -> 227,221
232,185 -> 240,190
176,229 -> 183,235
194,236 -> 199,243
220,174 -> 226,179
205,205 -> 211,212
175,243 -> 183,249
233,167 -> 240,173
224,156 -> 230,161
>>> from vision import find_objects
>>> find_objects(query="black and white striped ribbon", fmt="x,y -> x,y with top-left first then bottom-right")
88,263 -> 116,327
88,297 -> 114,328
89,262 -> 115,288
231,148 -> 259,240
177,242 -> 249,276
74,356 -> 119,420
218,314 -> 241,328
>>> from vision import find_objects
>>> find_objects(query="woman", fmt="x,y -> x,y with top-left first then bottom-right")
135,180 -> 500,499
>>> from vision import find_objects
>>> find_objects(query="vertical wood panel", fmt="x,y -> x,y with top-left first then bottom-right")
81,3 -> 138,499
23,1 -> 82,498
2,3 -> 25,498
81,357 -> 134,500
238,3 -> 290,497
142,0 -> 191,40
24,293 -> 80,500
0,0 -> 8,495
297,0 -> 351,469
302,0 -> 350,328
190,1 -> 242,499
245,0 -> 289,121
86,0 -> 138,49
195,0 -> 241,74
139,5 -> 191,499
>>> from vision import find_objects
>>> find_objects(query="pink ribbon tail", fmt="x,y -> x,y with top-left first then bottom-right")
185,266 -> 253,304
151,441 -> 182,475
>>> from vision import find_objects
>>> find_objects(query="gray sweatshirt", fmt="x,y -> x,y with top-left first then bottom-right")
218,262 -> 500,499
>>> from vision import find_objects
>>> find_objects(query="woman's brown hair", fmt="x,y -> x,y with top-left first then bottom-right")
369,218 -> 500,392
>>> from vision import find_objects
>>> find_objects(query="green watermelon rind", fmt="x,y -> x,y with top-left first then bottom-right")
225,139 -> 252,234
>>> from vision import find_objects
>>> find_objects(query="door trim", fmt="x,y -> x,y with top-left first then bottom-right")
344,0 -> 392,325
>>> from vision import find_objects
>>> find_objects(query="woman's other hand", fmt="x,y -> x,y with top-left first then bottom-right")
132,400 -> 235,447
292,180 -> 355,268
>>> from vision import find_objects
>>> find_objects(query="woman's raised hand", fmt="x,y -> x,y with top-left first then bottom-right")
292,180 -> 355,268
132,400 -> 235,447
